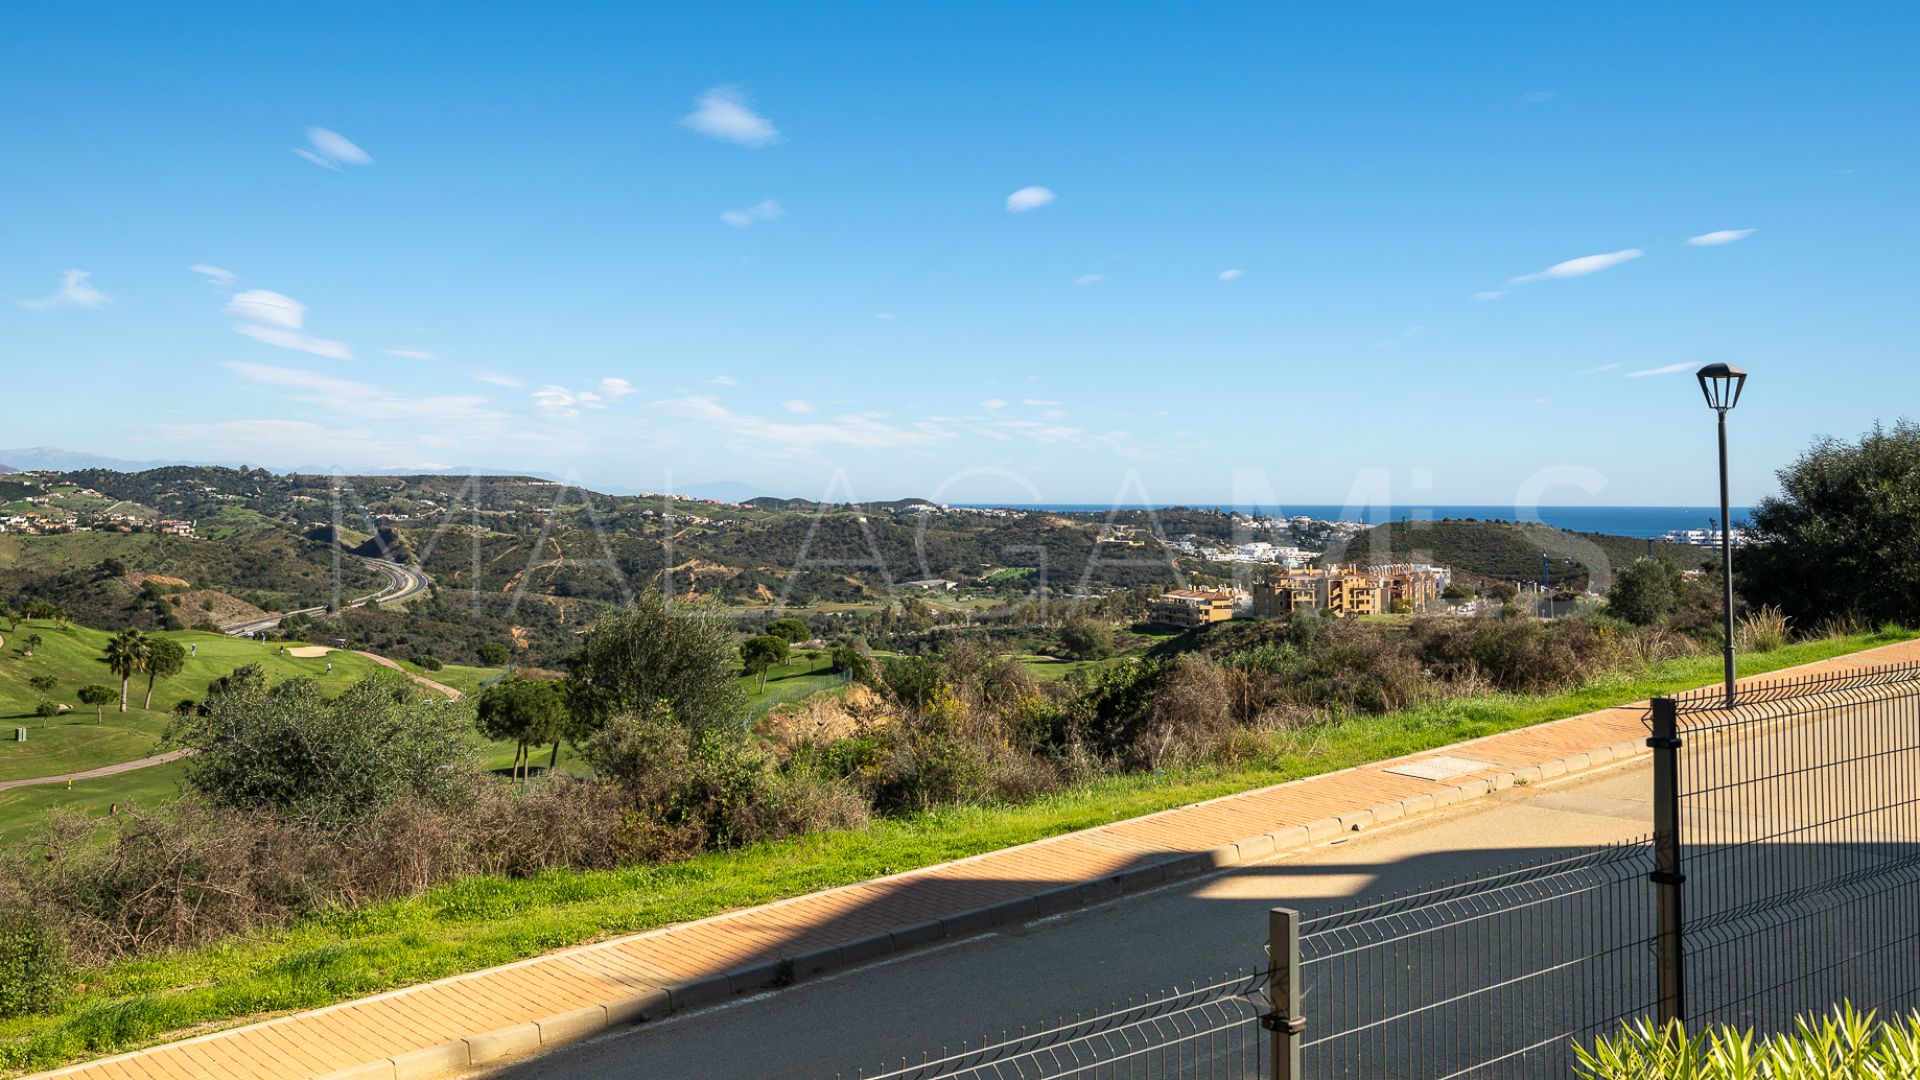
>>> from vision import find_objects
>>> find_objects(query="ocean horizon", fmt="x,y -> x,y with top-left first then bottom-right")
952,504 -> 1754,539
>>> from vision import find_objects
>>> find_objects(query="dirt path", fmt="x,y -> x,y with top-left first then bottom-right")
0,748 -> 196,793
352,651 -> 465,700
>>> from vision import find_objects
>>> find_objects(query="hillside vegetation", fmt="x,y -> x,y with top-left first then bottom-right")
1331,519 -> 1709,589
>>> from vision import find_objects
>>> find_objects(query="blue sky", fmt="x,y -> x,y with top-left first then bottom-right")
4,2 -> 1916,506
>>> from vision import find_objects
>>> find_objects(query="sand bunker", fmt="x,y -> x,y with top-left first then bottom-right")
285,646 -> 333,658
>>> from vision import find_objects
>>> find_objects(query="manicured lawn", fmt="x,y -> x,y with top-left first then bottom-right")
3,629 -> 1910,1074
1018,654 -> 1128,680
0,761 -> 188,845
392,661 -> 503,698
0,622 -> 390,782
740,651 -> 844,716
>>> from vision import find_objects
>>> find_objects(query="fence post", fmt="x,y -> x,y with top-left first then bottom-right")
1648,696 -> 1687,1028
1267,907 -> 1303,1080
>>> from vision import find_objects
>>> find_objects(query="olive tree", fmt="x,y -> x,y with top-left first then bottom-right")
567,592 -> 746,734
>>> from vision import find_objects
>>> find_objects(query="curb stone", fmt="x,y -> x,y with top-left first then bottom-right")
311,738 -> 1655,1079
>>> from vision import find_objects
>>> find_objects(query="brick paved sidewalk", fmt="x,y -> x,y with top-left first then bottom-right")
34,638 -> 1920,1080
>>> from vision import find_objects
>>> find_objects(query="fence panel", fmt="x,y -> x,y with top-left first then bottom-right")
849,971 -> 1269,1080
1670,662 -> 1920,1032
1297,840 -> 1656,1079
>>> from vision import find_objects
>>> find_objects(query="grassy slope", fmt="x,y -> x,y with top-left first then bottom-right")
740,651 -> 844,717
0,623 -> 392,782
2,629 -> 1911,1074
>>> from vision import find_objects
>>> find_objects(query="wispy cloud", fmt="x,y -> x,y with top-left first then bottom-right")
1473,290 -> 1509,301
721,198 -> 784,228
680,86 -> 780,147
387,347 -> 439,361
470,370 -> 525,389
599,377 -> 637,400
980,398 -> 1008,410
1005,186 -> 1056,213
707,374 -> 740,387
1218,268 -> 1243,281
654,395 -> 947,451
1375,325 -> 1423,349
1581,363 -> 1622,374
294,127 -> 372,170
190,264 -> 236,288
226,361 -> 493,421
1074,273 -> 1104,286
16,269 -> 112,311
1686,229 -> 1756,247
1626,362 -> 1692,378
781,399 -> 815,414
532,385 -> 610,419
1509,249 -> 1644,284
874,312 -> 897,321
226,289 -> 351,360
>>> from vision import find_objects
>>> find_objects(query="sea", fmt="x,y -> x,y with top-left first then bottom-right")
953,505 -> 1752,540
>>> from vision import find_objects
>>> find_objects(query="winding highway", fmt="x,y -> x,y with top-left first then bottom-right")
219,556 -> 431,636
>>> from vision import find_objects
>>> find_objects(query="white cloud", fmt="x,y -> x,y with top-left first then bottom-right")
225,289 -> 352,360
1005,186 -> 1056,213
679,85 -> 780,147
1509,249 -> 1644,284
782,399 -> 815,413
190,264 -> 236,287
16,269 -> 112,311
387,347 -> 439,361
1218,269 -> 1243,282
1473,290 -> 1509,301
720,199 -> 784,228
1686,229 -> 1757,247
599,377 -> 637,400
654,395 -> 946,451
226,361 -> 493,421
980,398 -> 1008,410
532,385 -> 608,418
295,127 -> 373,170
1074,273 -> 1104,286
1625,362 -> 1692,378
707,374 -> 740,387
470,370 -> 525,388
1581,363 -> 1622,374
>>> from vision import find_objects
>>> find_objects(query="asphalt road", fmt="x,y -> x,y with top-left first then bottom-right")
465,757 -> 1658,1080
219,556 -> 429,636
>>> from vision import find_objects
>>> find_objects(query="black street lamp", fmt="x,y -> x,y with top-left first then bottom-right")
1696,363 -> 1747,707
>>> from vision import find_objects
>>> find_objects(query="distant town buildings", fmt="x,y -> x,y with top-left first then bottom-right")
1148,587 -> 1242,629
1252,563 -> 1446,618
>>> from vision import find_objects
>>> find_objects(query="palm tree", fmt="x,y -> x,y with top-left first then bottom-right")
104,629 -> 150,713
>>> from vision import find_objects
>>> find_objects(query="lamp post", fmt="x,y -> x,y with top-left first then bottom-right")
1696,363 -> 1747,707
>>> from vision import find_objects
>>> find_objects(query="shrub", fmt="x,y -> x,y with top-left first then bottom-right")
1736,605 -> 1791,654
0,903 -> 70,1018
409,653 -> 444,671
34,700 -> 59,718
1575,1004 -> 1920,1079
477,642 -> 510,666
169,674 -> 478,825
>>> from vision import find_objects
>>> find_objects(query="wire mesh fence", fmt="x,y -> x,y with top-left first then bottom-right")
1295,839 -> 1657,1079
846,661 -> 1920,1080
1668,661 -> 1920,1033
847,971 -> 1270,1080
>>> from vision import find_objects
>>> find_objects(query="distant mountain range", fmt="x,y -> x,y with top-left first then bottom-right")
0,446 -> 793,502
0,447 -> 202,472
